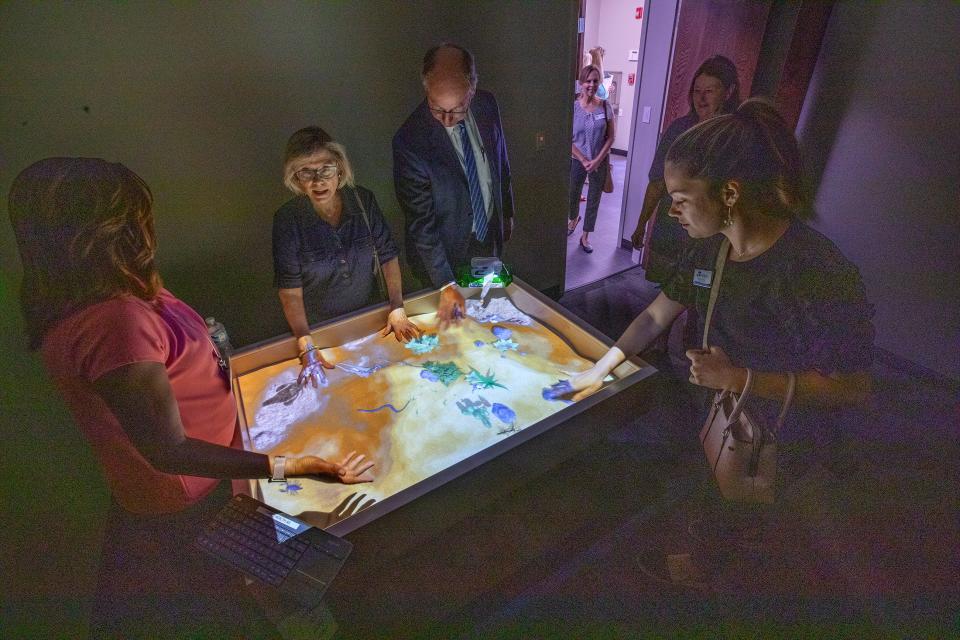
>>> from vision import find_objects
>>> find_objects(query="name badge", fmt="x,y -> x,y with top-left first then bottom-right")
693,269 -> 713,288
594,111 -> 606,121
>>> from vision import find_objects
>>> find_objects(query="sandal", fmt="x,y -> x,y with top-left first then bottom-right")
567,215 -> 581,236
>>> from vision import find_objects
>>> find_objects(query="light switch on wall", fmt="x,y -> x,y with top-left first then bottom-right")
628,49 -> 639,61
642,106 -> 651,123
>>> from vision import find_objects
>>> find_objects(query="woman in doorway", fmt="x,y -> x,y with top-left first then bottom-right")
587,46 -> 613,100
630,55 -> 740,284
8,157 -> 375,638
273,127 -> 420,388
568,64 -> 616,253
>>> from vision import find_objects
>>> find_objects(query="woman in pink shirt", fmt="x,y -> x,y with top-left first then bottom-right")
8,157 -> 374,638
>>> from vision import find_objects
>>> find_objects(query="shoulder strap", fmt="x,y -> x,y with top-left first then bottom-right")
351,187 -> 370,229
773,372 -> 797,434
701,236 -> 731,350
351,188 -> 387,291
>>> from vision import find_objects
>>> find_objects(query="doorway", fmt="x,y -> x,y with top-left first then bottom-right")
565,0 -> 832,295
565,0 -> 647,291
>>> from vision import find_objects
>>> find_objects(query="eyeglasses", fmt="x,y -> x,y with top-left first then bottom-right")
295,164 -> 339,183
429,106 -> 470,116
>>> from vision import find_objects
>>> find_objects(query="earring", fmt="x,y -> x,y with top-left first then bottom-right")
723,205 -> 734,227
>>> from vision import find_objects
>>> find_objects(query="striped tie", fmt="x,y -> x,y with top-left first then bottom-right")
458,121 -> 488,243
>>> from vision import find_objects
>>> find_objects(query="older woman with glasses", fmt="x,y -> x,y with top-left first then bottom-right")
273,126 -> 420,388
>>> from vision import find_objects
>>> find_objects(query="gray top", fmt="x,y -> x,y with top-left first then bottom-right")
571,99 -> 610,160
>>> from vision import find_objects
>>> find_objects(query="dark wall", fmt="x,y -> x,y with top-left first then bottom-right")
0,1 -> 578,635
796,0 -> 960,380
0,0 -> 577,346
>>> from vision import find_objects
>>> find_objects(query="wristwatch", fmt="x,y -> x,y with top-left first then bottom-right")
269,455 -> 287,483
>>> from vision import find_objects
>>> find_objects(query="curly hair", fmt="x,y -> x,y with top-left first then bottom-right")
8,157 -> 162,349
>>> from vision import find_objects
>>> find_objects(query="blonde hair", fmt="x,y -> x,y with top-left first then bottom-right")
579,65 -> 601,85
282,127 -> 355,194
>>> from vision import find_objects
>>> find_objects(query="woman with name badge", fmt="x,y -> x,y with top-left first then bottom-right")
566,99 -> 875,485
568,64 -> 616,253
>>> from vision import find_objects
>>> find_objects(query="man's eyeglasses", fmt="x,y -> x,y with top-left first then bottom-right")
428,106 -> 470,117
295,165 -> 339,183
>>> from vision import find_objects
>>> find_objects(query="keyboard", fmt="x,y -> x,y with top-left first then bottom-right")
196,493 -> 352,600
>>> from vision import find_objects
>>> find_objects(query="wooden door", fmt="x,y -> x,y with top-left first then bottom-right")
661,0 -> 772,132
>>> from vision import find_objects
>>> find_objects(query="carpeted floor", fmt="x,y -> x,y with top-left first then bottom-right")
455,265 -> 960,638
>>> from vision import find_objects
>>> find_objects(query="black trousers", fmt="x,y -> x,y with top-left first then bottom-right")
90,482 -> 278,639
568,158 -> 607,232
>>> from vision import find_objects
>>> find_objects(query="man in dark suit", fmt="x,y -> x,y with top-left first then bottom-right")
393,43 -> 515,326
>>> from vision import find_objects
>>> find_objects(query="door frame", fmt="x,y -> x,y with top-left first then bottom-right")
619,0 -> 682,258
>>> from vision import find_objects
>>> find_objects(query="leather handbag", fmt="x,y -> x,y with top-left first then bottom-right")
697,237 -> 797,504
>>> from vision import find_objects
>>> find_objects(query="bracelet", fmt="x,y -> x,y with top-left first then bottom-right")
269,455 -> 287,483
440,281 -> 458,293
297,345 -> 318,360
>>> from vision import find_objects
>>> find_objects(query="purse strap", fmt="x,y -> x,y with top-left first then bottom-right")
352,188 -> 387,296
773,372 -> 797,434
724,367 -> 754,422
724,369 -> 797,432
701,237 -> 751,413
701,236 -> 731,350
702,236 -> 797,435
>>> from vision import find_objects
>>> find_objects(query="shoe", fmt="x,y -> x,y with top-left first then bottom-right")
567,215 -> 581,236
579,236 -> 593,253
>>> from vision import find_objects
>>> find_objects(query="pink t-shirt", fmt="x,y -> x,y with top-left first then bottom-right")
42,289 -> 238,515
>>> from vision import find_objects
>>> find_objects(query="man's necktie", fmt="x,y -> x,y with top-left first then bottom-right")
458,121 -> 488,243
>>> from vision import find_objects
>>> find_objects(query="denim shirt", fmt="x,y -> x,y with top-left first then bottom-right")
272,186 -> 399,323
